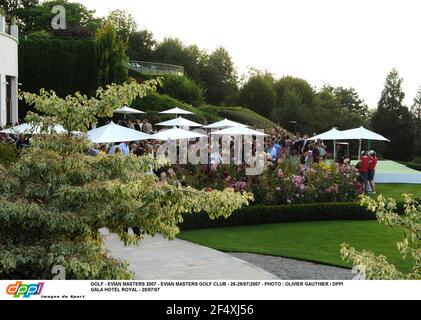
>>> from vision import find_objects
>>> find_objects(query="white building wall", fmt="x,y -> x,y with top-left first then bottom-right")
0,13 -> 19,127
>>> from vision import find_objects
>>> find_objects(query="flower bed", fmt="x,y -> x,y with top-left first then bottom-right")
175,157 -> 364,206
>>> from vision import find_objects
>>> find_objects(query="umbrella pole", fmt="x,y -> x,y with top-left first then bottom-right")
358,139 -> 362,159
333,140 -> 336,162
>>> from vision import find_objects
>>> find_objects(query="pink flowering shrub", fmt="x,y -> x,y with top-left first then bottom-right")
173,157 -> 362,205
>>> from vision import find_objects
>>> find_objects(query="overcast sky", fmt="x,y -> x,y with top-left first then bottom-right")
74,0 -> 421,108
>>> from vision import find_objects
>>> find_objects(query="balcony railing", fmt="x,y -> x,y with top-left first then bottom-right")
129,61 -> 184,76
1,23 -> 18,40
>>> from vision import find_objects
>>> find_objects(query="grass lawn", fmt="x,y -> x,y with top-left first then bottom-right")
375,184 -> 421,200
178,220 -> 412,273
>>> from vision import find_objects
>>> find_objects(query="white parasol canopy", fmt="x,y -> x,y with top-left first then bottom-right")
114,106 -> 145,119
308,128 -> 352,160
203,118 -> 248,129
150,127 -> 206,141
211,126 -> 267,136
309,127 -> 390,159
156,117 -> 203,128
0,123 -> 68,135
159,107 -> 195,115
308,128 -> 351,141
87,122 -> 151,143
342,126 -> 390,159
342,126 -> 390,142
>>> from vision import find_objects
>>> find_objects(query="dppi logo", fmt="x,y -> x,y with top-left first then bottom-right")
6,281 -> 45,298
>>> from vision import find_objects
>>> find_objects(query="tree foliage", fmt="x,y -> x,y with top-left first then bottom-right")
127,30 -> 156,61
95,21 -> 128,88
316,85 -> 369,132
341,194 -> 421,280
272,76 -> 316,133
105,9 -> 137,46
239,70 -> 276,117
152,38 -> 203,84
200,47 -> 238,105
371,69 -> 414,161
3,0 -> 101,36
412,87 -> 421,158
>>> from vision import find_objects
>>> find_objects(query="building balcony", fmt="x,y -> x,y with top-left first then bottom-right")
0,13 -> 19,40
129,61 -> 184,76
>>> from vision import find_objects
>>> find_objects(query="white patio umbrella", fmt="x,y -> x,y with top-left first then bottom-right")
308,128 -> 352,160
0,123 -> 68,135
150,127 -> 206,141
156,117 -> 203,128
308,128 -> 351,141
342,126 -> 390,158
203,118 -> 248,129
159,107 -> 195,118
210,126 -> 267,136
114,106 -> 145,119
87,122 -> 151,143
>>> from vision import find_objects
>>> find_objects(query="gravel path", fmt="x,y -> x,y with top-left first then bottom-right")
229,252 -> 353,280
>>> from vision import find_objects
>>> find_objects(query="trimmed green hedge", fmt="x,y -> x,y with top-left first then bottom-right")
19,38 -> 98,97
180,202 -> 405,230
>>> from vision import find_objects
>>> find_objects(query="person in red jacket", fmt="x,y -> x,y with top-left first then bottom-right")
358,151 -> 369,193
368,150 -> 378,194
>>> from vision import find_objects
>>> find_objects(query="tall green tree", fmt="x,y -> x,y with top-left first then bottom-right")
152,38 -> 203,83
199,47 -> 238,105
0,0 -> 38,20
95,21 -> 128,87
239,70 -> 276,118
105,9 -> 137,47
272,76 -> 317,134
4,0 -> 101,36
411,86 -> 421,157
371,69 -> 414,160
316,85 -> 370,132
127,30 -> 156,61
333,87 -> 369,118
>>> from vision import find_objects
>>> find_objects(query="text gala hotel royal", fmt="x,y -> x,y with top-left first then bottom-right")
0,11 -> 19,127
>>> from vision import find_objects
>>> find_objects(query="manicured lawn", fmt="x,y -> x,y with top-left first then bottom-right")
178,220 -> 412,273
376,184 -> 421,200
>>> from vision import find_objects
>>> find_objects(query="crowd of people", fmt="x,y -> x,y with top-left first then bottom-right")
264,127 -> 378,194
265,128 -> 329,165
1,122 -> 379,195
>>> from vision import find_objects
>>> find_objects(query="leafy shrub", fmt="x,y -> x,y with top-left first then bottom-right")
0,144 -> 17,168
160,75 -> 205,107
342,195 -> 420,279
